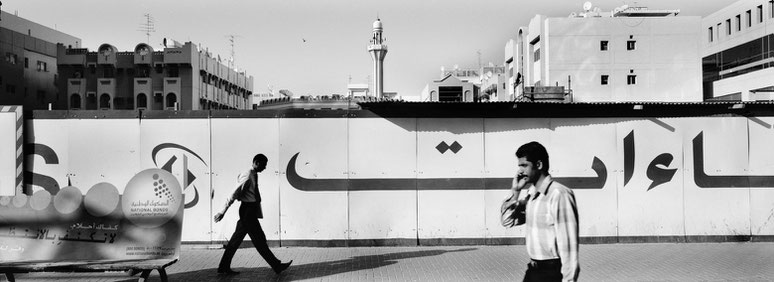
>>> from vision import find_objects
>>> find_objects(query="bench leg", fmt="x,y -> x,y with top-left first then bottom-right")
135,268 -> 168,282
158,268 -> 168,282
4,273 -> 14,282
138,270 -> 151,282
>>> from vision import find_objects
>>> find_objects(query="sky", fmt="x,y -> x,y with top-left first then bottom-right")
5,0 -> 730,98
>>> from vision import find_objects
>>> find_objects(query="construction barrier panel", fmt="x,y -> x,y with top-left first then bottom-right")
14,112 -> 774,244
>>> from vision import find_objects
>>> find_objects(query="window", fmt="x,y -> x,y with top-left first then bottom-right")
5,52 -> 17,65
70,94 -> 81,109
137,93 -> 148,109
759,5 -> 764,23
601,75 -> 609,85
167,65 -> 179,77
708,27 -> 714,42
5,84 -> 15,94
533,49 -> 540,62
36,61 -> 47,72
771,0 -> 774,19
627,40 -> 636,50
717,23 -> 722,38
99,94 -> 111,109
600,40 -> 609,51
103,67 -> 114,78
166,93 -> 178,109
726,19 -> 732,35
24,58 -> 29,68
736,15 -> 741,31
747,10 -> 752,27
627,75 -> 637,85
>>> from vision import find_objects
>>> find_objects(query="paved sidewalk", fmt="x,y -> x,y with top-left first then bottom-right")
10,242 -> 774,281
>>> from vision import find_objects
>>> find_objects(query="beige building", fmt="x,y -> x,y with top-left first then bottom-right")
702,0 -> 774,101
58,41 -> 253,110
506,5 -> 702,102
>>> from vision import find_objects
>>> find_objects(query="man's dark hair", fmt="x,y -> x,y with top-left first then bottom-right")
515,141 -> 550,172
253,153 -> 268,165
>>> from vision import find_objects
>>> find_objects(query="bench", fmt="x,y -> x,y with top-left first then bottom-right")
1,258 -> 177,282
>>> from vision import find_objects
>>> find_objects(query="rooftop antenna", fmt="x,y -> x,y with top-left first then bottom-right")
477,49 -> 482,69
138,13 -> 156,44
226,34 -> 242,69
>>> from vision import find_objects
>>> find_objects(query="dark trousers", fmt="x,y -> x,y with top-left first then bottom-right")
218,202 -> 280,270
523,258 -> 562,282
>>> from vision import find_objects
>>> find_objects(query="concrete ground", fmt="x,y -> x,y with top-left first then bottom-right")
9,242 -> 774,281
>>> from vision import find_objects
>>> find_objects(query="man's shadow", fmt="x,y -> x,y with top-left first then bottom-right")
154,247 -> 477,281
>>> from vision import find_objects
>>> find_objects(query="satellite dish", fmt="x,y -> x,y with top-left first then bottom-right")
583,1 -> 592,12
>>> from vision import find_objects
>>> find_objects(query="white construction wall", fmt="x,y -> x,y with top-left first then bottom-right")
15,114 -> 774,244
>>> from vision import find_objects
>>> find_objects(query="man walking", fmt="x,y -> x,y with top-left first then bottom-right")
214,153 -> 292,275
504,142 -> 580,281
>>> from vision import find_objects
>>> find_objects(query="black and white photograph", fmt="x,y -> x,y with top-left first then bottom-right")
1,0 -> 773,281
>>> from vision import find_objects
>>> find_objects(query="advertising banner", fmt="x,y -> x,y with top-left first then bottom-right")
140,119 -> 211,242
16,114 -> 774,244
280,118 -> 349,241
416,118 -> 486,239
744,117 -> 774,236
483,118 -> 552,239
67,119 -> 140,196
0,169 -> 183,263
681,117 -> 751,236
347,118 -> 418,241
210,118 -> 281,242
550,118 -> 618,237
25,119 -> 70,197
615,118 -> 685,237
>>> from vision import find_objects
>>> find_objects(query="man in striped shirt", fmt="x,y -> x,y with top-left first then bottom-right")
506,142 -> 580,281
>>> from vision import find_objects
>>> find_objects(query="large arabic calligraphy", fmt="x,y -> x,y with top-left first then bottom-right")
287,130 -> 774,192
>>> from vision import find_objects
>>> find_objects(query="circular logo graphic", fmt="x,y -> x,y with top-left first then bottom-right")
85,182 -> 120,217
121,169 -> 182,228
30,190 -> 52,211
54,186 -> 83,214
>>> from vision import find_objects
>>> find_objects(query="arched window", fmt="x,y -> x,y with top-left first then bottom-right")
464,90 -> 472,102
70,94 -> 81,109
99,94 -> 111,109
136,93 -> 148,109
166,93 -> 177,109
430,91 -> 437,101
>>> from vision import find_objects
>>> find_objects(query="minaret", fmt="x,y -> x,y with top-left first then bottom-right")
368,18 -> 387,99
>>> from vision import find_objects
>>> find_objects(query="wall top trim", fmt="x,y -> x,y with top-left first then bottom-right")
25,101 -> 774,119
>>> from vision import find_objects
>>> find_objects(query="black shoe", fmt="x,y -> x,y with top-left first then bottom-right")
217,268 -> 240,275
272,260 -> 292,274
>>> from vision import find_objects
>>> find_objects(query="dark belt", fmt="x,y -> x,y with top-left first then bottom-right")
529,258 -> 561,269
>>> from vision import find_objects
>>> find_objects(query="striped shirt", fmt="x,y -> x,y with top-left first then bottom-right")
517,175 -> 580,281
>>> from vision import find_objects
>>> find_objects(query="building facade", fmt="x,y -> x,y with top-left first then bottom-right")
702,0 -> 774,101
0,11 -> 81,110
58,41 -> 253,111
421,73 -> 478,102
479,64 -> 509,101
506,5 -> 702,102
